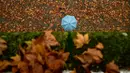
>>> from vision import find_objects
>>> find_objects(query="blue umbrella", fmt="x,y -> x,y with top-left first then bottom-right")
61,15 -> 77,31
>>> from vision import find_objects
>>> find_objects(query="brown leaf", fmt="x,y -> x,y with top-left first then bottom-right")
70,68 -> 76,73
18,61 -> 29,73
87,48 -> 103,59
0,38 -> 7,44
25,54 -> 37,62
12,67 -> 18,73
75,53 -> 93,68
47,59 -> 64,71
95,42 -> 104,50
0,38 -> 7,55
0,60 -> 10,71
86,48 -> 103,63
45,69 -> 52,73
45,51 -> 67,71
105,60 -> 120,73
31,62 -> 44,73
59,51 -> 70,61
44,30 -> 59,46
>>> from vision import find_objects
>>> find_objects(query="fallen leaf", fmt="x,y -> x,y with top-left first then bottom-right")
105,60 -> 120,73
25,41 -> 32,50
73,33 -> 84,49
31,62 -> 44,73
87,48 -> 103,58
45,50 -> 68,71
95,42 -> 104,50
86,48 -> 103,63
44,30 -> 59,47
70,68 -> 76,73
45,69 -> 52,73
25,54 -> 37,62
18,61 -> 29,73
0,60 -> 10,71
84,33 -> 90,44
11,54 -> 21,62
75,53 -> 93,68
0,38 -> 7,55
74,33 -> 90,49
60,51 -> 70,61
19,45 -> 25,55
37,54 -> 44,65
12,67 -> 18,73
0,38 -> 6,43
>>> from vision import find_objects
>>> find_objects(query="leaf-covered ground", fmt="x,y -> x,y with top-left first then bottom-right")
0,0 -> 130,32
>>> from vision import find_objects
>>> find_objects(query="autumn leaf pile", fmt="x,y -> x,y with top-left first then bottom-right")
0,31 -> 70,73
0,31 -> 123,73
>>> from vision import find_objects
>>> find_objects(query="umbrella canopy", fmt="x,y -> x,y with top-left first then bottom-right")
61,15 -> 77,31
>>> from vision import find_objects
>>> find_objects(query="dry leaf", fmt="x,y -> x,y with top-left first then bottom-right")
87,48 -> 103,58
105,60 -> 120,73
32,44 -> 46,55
18,61 -> 29,73
0,60 -> 10,71
31,62 -> 44,73
74,33 -> 90,49
95,42 -> 104,50
37,54 -> 44,65
84,33 -> 90,44
73,33 -> 84,49
70,68 -> 76,73
45,69 -> 52,73
46,50 -> 68,71
75,52 -> 93,73
11,54 -> 21,62
75,53 -> 93,68
44,30 -> 59,47
25,41 -> 32,50
0,38 -> 7,44
12,67 -> 18,73
0,38 -> 7,55
19,45 -> 25,55
25,54 -> 37,62
59,51 -> 70,61
86,48 -> 103,63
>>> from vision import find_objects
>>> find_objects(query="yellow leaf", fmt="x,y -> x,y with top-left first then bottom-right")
11,54 -> 21,62
73,33 -> 84,49
73,39 -> 84,49
95,42 -> 104,50
25,41 -> 32,50
0,38 -> 7,44
37,54 -> 44,65
84,33 -> 90,44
